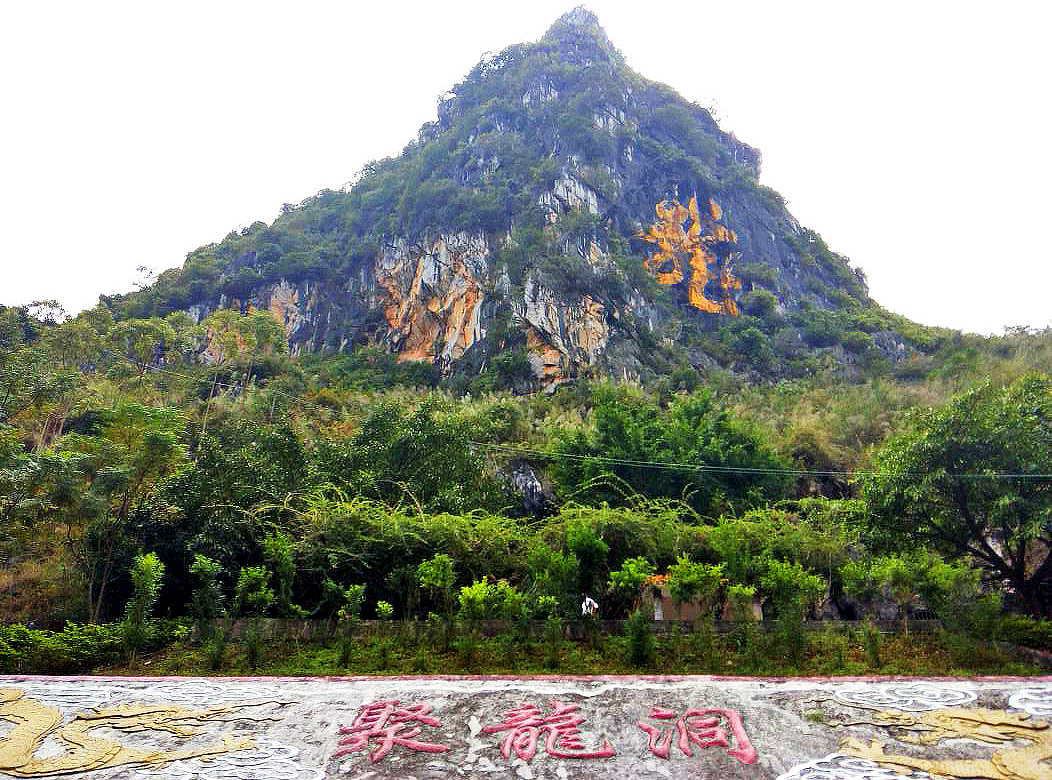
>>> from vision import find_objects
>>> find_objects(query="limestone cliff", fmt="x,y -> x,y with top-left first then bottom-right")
118,8 -> 939,388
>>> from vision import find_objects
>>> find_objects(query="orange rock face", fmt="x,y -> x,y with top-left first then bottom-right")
639,196 -> 742,315
377,235 -> 488,364
522,283 -> 609,385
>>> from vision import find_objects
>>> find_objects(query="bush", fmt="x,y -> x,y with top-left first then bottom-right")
1000,616 -> 1052,652
743,289 -> 779,319
544,614 -> 564,670
625,609 -> 656,667
235,567 -> 275,617
122,552 -> 165,661
338,583 -> 367,666
608,557 -> 656,617
0,622 -> 124,674
263,531 -> 305,618
189,555 -> 225,642
235,565 -> 275,670
840,329 -> 875,353
760,559 -> 824,663
457,578 -> 527,622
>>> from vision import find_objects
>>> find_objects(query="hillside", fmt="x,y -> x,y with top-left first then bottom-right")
5,9 -> 1051,641
106,8 -> 947,390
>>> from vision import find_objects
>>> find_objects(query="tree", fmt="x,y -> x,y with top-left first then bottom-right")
106,318 -> 176,387
45,315 -> 104,370
122,552 -> 165,659
417,553 -> 456,619
552,386 -> 789,516
864,376 -> 1052,617
665,555 -> 724,620
199,310 -> 244,437
236,310 -> 286,396
61,405 -> 188,622
314,400 -> 510,513
0,346 -> 76,426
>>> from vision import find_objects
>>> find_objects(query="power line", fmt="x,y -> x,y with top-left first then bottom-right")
470,441 -> 1052,481
20,347 -> 1052,482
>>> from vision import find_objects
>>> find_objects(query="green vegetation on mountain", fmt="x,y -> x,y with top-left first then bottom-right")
95,9 -> 952,389
2,9 -> 1051,675
1,301 -> 1050,653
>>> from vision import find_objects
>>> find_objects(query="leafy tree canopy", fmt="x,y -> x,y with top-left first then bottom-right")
552,385 -> 790,516
864,375 -> 1052,616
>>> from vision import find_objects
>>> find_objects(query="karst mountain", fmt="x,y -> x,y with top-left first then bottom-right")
112,7 -> 939,389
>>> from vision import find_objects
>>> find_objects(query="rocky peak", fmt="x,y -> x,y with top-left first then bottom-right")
115,9 -> 943,392
542,6 -> 623,67
546,6 -> 603,36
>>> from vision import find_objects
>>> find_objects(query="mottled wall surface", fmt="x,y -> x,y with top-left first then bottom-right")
1,677 -> 1048,779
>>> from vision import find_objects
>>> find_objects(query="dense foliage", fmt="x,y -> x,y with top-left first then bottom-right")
87,11 -> 957,390
3,12 -> 1052,667
2,301 -> 1051,641
864,376 -> 1052,615
552,385 -> 789,516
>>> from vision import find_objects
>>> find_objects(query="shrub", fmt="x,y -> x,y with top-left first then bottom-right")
665,556 -> 725,621
337,584 -> 367,666
608,557 -> 656,616
457,578 -> 527,622
840,329 -> 874,353
235,565 -> 275,670
626,609 -> 656,667
234,567 -> 274,617
863,622 -> 883,668
263,531 -> 305,618
0,623 -> 124,674
122,553 -> 165,661
189,555 -> 224,643
544,614 -> 564,670
760,559 -> 825,662
999,616 -> 1052,652
743,289 -> 779,319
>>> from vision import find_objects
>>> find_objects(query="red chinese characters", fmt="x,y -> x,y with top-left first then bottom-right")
638,707 -> 758,765
483,701 -> 617,762
334,700 -> 451,763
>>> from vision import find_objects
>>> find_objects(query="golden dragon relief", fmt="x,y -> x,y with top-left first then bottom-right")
639,196 -> 742,315
0,688 -> 254,776
841,707 -> 1052,780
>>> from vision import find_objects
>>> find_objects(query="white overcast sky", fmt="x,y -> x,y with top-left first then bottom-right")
2,1 -> 1049,335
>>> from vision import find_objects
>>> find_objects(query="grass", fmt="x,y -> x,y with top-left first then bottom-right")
0,548 -> 86,626
101,628 -> 1046,678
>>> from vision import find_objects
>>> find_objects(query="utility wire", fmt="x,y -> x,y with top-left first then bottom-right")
470,442 -> 1052,481
31,347 -> 1052,482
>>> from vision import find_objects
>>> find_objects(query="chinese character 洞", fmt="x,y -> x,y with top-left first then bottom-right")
638,707 -> 758,765
333,700 -> 451,763
484,701 -> 617,762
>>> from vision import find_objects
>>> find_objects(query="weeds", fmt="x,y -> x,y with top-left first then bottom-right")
205,625 -> 230,671
544,615 -> 564,670
863,622 -> 883,668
